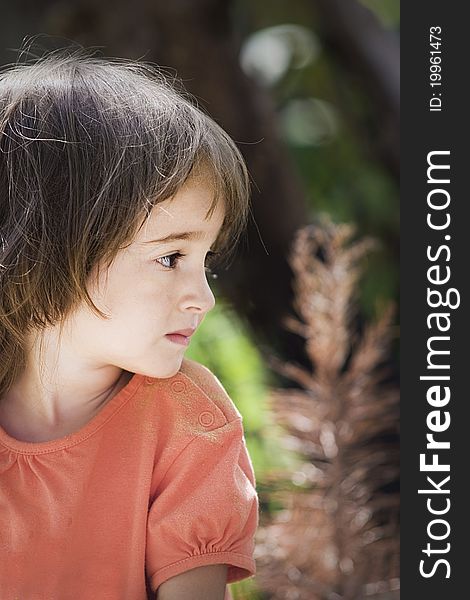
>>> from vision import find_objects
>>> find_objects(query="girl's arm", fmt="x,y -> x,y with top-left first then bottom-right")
155,564 -> 228,600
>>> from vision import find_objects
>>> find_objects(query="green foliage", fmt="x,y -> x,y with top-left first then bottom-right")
290,136 -> 399,319
358,0 -> 400,28
229,576 -> 265,600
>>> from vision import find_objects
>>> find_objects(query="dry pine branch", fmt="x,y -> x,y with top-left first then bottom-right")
255,217 -> 399,600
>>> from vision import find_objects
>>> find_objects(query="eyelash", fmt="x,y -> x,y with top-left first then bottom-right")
155,251 -> 220,278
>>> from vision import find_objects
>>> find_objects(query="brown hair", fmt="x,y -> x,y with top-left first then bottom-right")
0,48 -> 251,399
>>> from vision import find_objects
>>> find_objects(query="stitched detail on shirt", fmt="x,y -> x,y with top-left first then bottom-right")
177,362 -> 242,422
150,550 -> 255,581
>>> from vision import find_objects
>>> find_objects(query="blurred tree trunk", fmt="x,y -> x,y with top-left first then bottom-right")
0,0 -> 313,375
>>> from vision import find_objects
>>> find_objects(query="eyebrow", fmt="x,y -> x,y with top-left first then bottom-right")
142,231 -> 207,245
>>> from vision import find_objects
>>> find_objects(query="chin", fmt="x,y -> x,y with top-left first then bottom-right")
155,358 -> 184,380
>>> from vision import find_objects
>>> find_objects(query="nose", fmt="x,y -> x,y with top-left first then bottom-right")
179,271 -> 216,315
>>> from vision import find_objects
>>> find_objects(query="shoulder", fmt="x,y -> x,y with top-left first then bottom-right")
149,358 -> 242,432
178,358 -> 242,423
146,359 -> 245,486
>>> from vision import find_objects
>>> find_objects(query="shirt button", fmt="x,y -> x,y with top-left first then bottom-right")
199,411 -> 215,427
171,380 -> 186,393
145,377 -> 154,385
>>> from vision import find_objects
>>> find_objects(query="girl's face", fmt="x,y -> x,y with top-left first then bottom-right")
66,174 -> 225,379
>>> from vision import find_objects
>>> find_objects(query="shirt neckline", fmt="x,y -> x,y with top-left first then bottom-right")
0,372 -> 146,455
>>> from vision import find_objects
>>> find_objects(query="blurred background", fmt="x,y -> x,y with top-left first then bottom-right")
0,1 -> 400,598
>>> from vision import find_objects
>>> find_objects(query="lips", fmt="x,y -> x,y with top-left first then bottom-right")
165,327 -> 196,347
167,328 -> 196,337
165,333 -> 191,346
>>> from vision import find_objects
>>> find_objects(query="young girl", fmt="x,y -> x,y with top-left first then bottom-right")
0,49 -> 258,600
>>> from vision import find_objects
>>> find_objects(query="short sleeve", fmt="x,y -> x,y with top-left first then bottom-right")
146,417 -> 259,593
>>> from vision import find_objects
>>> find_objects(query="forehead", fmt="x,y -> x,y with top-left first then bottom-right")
137,176 -> 226,244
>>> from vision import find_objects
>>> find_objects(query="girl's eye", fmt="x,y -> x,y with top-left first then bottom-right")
155,252 -> 186,270
155,251 -> 220,279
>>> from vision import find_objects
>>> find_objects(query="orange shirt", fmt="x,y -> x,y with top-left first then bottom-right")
0,358 -> 258,599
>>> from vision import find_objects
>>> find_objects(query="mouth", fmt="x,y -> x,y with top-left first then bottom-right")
165,333 -> 191,346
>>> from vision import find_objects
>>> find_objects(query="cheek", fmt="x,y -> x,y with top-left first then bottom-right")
92,260 -> 174,325
108,286 -> 171,330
